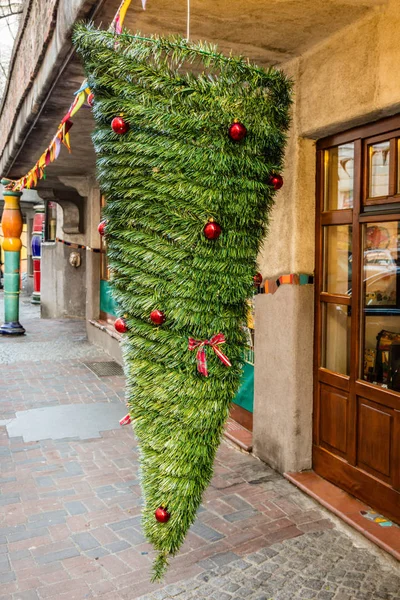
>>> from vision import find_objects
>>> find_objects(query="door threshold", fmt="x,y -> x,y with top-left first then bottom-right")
285,471 -> 400,562
224,417 -> 253,452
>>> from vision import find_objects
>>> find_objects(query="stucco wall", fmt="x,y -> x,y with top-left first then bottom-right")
41,241 -> 86,319
254,0 -> 400,473
298,0 -> 400,139
0,0 -> 95,174
254,286 -> 314,473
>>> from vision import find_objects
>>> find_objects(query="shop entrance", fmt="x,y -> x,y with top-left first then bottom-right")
314,115 -> 400,524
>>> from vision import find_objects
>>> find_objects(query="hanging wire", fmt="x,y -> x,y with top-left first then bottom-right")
186,0 -> 190,40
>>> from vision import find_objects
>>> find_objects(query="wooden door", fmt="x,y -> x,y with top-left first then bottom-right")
314,116 -> 400,524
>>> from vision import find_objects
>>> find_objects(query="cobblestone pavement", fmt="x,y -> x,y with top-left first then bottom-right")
0,295 -> 399,600
0,293 -> 103,365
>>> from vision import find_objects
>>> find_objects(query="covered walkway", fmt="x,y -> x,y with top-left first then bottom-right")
0,297 -> 399,600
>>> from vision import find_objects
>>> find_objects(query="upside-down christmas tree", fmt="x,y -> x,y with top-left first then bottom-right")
73,23 -> 292,579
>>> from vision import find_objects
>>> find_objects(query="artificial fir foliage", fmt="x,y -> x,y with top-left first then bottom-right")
73,23 -> 292,580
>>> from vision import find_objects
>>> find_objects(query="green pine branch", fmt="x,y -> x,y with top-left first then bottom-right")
73,22 -> 292,580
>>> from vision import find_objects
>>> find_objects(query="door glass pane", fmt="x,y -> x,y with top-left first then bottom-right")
369,140 -> 390,198
362,221 -> 400,390
321,303 -> 351,375
324,143 -> 354,210
323,225 -> 352,295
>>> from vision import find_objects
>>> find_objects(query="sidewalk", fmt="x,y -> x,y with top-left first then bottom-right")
0,293 -> 399,600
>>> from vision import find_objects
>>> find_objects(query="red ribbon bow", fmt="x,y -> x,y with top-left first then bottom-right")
188,333 -> 232,377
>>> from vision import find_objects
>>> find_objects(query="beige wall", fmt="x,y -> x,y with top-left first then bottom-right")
254,0 -> 400,473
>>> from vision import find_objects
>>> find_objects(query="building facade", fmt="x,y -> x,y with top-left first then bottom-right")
1,0 -> 399,526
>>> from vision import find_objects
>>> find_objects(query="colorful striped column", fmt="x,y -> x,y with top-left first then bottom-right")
31,204 -> 45,304
0,179 -> 25,335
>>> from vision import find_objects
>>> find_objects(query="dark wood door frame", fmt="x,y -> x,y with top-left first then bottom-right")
314,115 -> 400,524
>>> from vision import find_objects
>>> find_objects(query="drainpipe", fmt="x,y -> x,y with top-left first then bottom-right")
0,178 -> 25,335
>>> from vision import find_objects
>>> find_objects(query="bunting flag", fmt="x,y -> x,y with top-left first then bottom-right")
4,0 -> 135,192
110,0 -> 133,34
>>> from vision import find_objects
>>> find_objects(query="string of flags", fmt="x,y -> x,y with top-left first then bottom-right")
4,0 -> 138,192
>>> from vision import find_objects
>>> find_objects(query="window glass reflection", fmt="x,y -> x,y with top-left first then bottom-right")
362,221 -> 400,391
323,226 -> 352,295
369,141 -> 390,198
322,303 -> 351,375
324,144 -> 354,210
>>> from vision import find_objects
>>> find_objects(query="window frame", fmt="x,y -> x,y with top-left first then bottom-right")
316,115 -> 400,393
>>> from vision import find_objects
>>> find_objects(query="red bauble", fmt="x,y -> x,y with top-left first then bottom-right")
119,413 -> 131,426
253,272 -> 263,287
269,173 -> 284,191
87,93 -> 94,107
203,221 -> 222,240
155,507 -> 170,523
150,310 -> 166,325
114,317 -> 128,334
228,122 -> 247,141
111,116 -> 129,135
98,220 -> 107,236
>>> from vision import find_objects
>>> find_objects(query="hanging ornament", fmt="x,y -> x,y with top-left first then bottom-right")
268,173 -> 283,191
87,92 -> 94,107
150,310 -> 166,325
155,507 -> 170,523
119,413 -> 131,426
115,317 -> 128,333
203,220 -> 222,240
111,116 -> 129,135
228,121 -> 247,142
98,220 -> 107,236
253,272 -> 263,287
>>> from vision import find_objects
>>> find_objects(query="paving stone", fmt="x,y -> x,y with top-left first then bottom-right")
0,526 -> 25,538
230,559 -> 252,570
7,528 -> 49,543
34,476 -> 54,488
211,552 -> 239,567
71,532 -> 99,551
190,522 -> 225,541
35,547 -> 80,564
0,557 -> 11,573
210,592 -> 232,600
223,582 -> 241,593
28,510 -> 67,524
223,508 -> 258,522
9,550 -> 30,561
64,501 -> 88,516
117,527 -> 146,545
0,497 -> 21,507
85,547 -> 110,559
104,540 -> 131,553
41,489 -> 76,498
223,494 -> 254,511
12,591 -> 39,600
0,571 -> 16,583
108,517 -> 142,531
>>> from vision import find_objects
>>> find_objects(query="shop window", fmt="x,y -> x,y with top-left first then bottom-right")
362,221 -> 400,389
